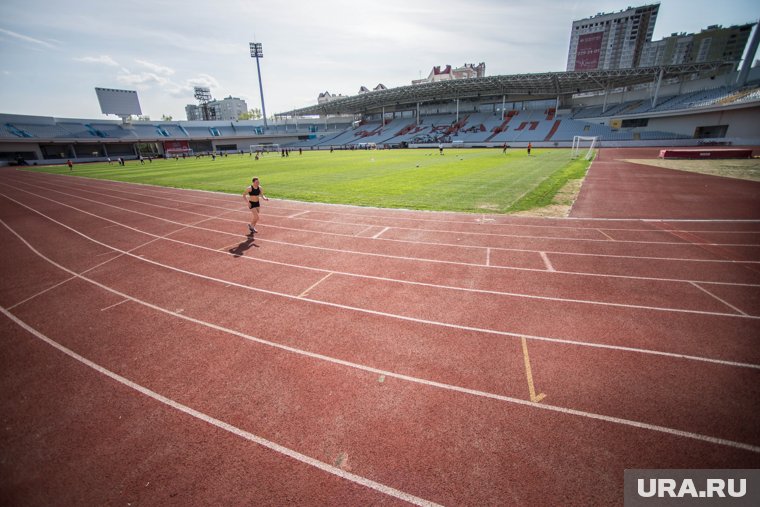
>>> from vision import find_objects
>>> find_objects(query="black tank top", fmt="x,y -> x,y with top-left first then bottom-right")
248,186 -> 261,196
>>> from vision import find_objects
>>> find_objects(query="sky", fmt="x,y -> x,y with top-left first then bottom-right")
0,0 -> 757,121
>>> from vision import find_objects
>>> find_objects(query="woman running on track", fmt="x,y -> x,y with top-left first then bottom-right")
243,177 -> 268,236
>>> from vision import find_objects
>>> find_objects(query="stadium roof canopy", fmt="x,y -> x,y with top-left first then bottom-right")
279,61 -> 733,117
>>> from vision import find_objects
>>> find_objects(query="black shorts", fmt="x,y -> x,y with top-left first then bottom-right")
249,201 -> 260,209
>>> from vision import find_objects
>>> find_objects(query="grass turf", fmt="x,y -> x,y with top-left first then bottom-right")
23,148 -> 590,214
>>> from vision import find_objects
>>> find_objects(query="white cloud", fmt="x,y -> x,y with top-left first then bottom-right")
115,65 -> 220,101
116,71 -> 169,89
186,74 -> 219,90
0,27 -> 57,49
135,59 -> 175,76
74,55 -> 120,66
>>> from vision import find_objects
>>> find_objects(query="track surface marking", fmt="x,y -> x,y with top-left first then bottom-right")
2,160 -> 759,505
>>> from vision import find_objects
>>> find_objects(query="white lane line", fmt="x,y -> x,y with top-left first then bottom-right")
19,170 -> 760,233
2,206 -> 201,311
262,223 -> 760,266
5,179 -> 760,272
4,184 -> 760,298
100,299 -> 129,312
4,187 -> 758,320
689,282 -> 749,317
540,252 -> 555,272
372,227 -> 390,239
12,175 -> 758,247
5,187 -> 760,321
1,251 -> 758,455
287,211 -> 309,219
0,308 -> 442,507
354,225 -> 376,237
1,213 -> 758,371
597,229 -> 616,241
7,275 -> 77,310
298,273 -> 333,298
486,248 -> 491,267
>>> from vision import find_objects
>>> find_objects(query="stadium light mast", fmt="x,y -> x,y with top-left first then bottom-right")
249,42 -> 268,129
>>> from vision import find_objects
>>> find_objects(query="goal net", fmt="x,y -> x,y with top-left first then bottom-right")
165,148 -> 193,158
250,144 -> 280,154
571,136 -> 598,160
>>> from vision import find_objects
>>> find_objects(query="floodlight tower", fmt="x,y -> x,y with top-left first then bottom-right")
249,42 -> 268,129
194,87 -> 215,121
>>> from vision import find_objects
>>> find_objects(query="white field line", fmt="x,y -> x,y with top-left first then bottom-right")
3,180 -> 759,287
372,227 -> 390,239
8,175 -> 760,257
3,205 -> 223,310
1,231 -> 758,455
9,173 -> 760,245
597,229 -> 617,241
540,252 -> 555,272
5,234 -> 160,311
1,187 -> 755,321
0,307 -> 442,507
262,223 -> 760,266
690,282 -> 749,317
7,275 -> 77,311
298,273 -> 333,298
99,299 -> 129,312
354,225 -> 376,237
13,169 -> 760,232
1,207 -> 758,371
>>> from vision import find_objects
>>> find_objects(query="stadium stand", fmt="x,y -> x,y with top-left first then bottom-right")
1,66 -> 758,165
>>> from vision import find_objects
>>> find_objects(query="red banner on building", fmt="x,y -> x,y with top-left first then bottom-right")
163,140 -> 190,151
575,32 -> 604,70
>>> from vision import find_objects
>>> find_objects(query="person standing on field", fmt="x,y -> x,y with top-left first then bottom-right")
243,177 -> 269,237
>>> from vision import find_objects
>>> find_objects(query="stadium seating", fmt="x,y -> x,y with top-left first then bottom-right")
2,124 -> 33,138
88,123 -> 135,138
9,122 -> 78,138
2,81 -> 757,157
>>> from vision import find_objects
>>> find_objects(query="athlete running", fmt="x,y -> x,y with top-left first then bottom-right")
243,177 -> 269,237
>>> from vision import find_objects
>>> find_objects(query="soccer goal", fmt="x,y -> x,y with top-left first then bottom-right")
165,148 -> 193,158
250,144 -> 280,154
571,136 -> 598,160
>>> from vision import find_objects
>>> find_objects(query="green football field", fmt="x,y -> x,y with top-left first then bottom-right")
23,148 -> 590,213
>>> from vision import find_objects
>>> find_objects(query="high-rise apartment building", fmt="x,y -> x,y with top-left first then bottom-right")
185,96 -> 248,121
566,4 -> 659,71
638,23 -> 755,68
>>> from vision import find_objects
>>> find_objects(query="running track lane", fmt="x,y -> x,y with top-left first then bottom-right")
0,314 -> 417,506
2,193 -> 760,449
571,148 -> 760,220
1,191 -> 758,367
7,171 -> 758,274
3,167 -> 760,504
2,179 -> 757,316
2,260 -> 759,505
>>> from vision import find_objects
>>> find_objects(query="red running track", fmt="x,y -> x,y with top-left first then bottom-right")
571,147 -> 760,219
1,159 -> 759,506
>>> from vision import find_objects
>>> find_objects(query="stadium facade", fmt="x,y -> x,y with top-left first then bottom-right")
2,62 -> 758,166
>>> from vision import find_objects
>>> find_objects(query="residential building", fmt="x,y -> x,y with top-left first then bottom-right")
566,4 -> 659,71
